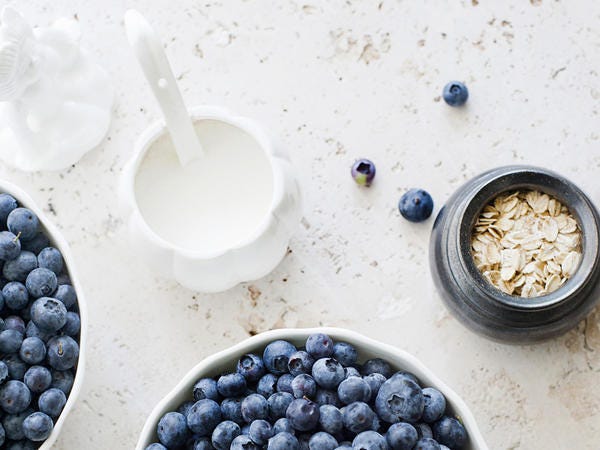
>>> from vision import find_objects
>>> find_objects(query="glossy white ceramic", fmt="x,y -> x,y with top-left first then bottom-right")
136,327 -> 488,450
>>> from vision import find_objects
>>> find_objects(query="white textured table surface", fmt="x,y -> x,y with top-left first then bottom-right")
1,0 -> 599,449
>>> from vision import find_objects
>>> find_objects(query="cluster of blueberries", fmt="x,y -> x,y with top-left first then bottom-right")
146,333 -> 467,450
0,193 -> 80,449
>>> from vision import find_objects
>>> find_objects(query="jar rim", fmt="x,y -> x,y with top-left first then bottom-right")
457,166 -> 600,311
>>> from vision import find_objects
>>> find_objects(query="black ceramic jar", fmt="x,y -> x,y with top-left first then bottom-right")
430,165 -> 600,343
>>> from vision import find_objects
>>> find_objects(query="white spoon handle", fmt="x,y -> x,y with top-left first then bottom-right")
124,9 -> 203,165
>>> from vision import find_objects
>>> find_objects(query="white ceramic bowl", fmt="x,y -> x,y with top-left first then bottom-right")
136,327 -> 488,449
0,179 -> 87,449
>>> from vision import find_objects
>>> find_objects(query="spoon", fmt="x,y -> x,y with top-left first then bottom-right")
124,9 -> 204,166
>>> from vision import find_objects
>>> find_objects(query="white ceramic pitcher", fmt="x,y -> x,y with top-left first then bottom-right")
120,106 -> 302,293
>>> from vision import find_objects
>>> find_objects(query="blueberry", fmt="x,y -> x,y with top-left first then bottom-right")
30,297 -> 67,332
272,417 -> 294,435
3,251 -> 37,282
187,399 -> 222,435
25,268 -> 57,298
217,373 -> 247,398
188,437 -> 213,450
311,358 -> 345,390
267,392 -> 294,420
399,189 -> 434,222
442,81 -> 468,107
5,440 -> 38,450
375,373 -> 425,423
2,409 -> 32,440
309,431 -> 338,450
5,315 -> 26,333
237,353 -> 265,382
25,321 -> 52,342
3,282 -> 29,310
20,233 -> 50,255
364,373 -> 387,401
332,342 -> 357,367
0,194 -> 17,225
23,366 -> 52,394
397,371 -> 420,386
351,159 -> 376,187
414,424 -> 433,441
288,351 -> 315,377
0,361 -> 8,383
61,311 -> 81,336
267,431 -> 300,449
286,398 -> 320,431
38,388 -> 66,417
47,335 -> 79,370
361,358 -> 393,378
22,411 -> 53,442
0,329 -> 23,353
157,411 -> 189,448
421,388 -> 446,423
319,404 -> 343,435
431,416 -> 467,448
7,208 -> 39,241
211,420 -> 241,449
193,378 -> 219,402
257,373 -> 279,398
221,397 -> 244,424
0,231 -> 21,261
291,374 -> 317,399
414,437 -> 441,450
342,401 -> 376,434
263,340 -> 297,375
337,376 -> 371,404
0,380 -> 31,414
176,401 -> 194,416
37,247 -> 64,275
145,445 -> 167,450
50,369 -> 74,394
3,354 -> 28,380
231,434 -> 261,450
54,284 -> 77,310
249,419 -> 274,445
276,373 -> 294,394
352,431 -> 388,450
386,422 -> 418,450
344,366 -> 361,379
241,393 -> 269,422
306,333 -> 334,359
314,389 -> 342,407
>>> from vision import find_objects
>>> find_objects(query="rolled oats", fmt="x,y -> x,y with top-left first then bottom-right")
471,190 -> 582,298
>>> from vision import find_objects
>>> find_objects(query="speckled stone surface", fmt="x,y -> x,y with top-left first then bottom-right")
1,0 -> 599,448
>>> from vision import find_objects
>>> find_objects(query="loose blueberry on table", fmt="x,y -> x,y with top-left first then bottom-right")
351,159 -> 377,187
442,82 -> 469,107
146,333 -> 467,449
399,189 -> 434,223
0,193 -> 81,448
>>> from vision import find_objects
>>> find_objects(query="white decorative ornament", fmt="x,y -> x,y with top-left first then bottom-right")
0,7 -> 113,171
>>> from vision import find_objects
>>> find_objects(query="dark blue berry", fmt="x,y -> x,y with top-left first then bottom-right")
442,81 -> 468,107
263,340 -> 297,375
237,353 -> 265,382
399,189 -> 434,223
375,373 -> 424,423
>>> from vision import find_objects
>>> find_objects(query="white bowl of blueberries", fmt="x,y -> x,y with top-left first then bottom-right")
137,328 -> 487,450
0,181 -> 86,449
